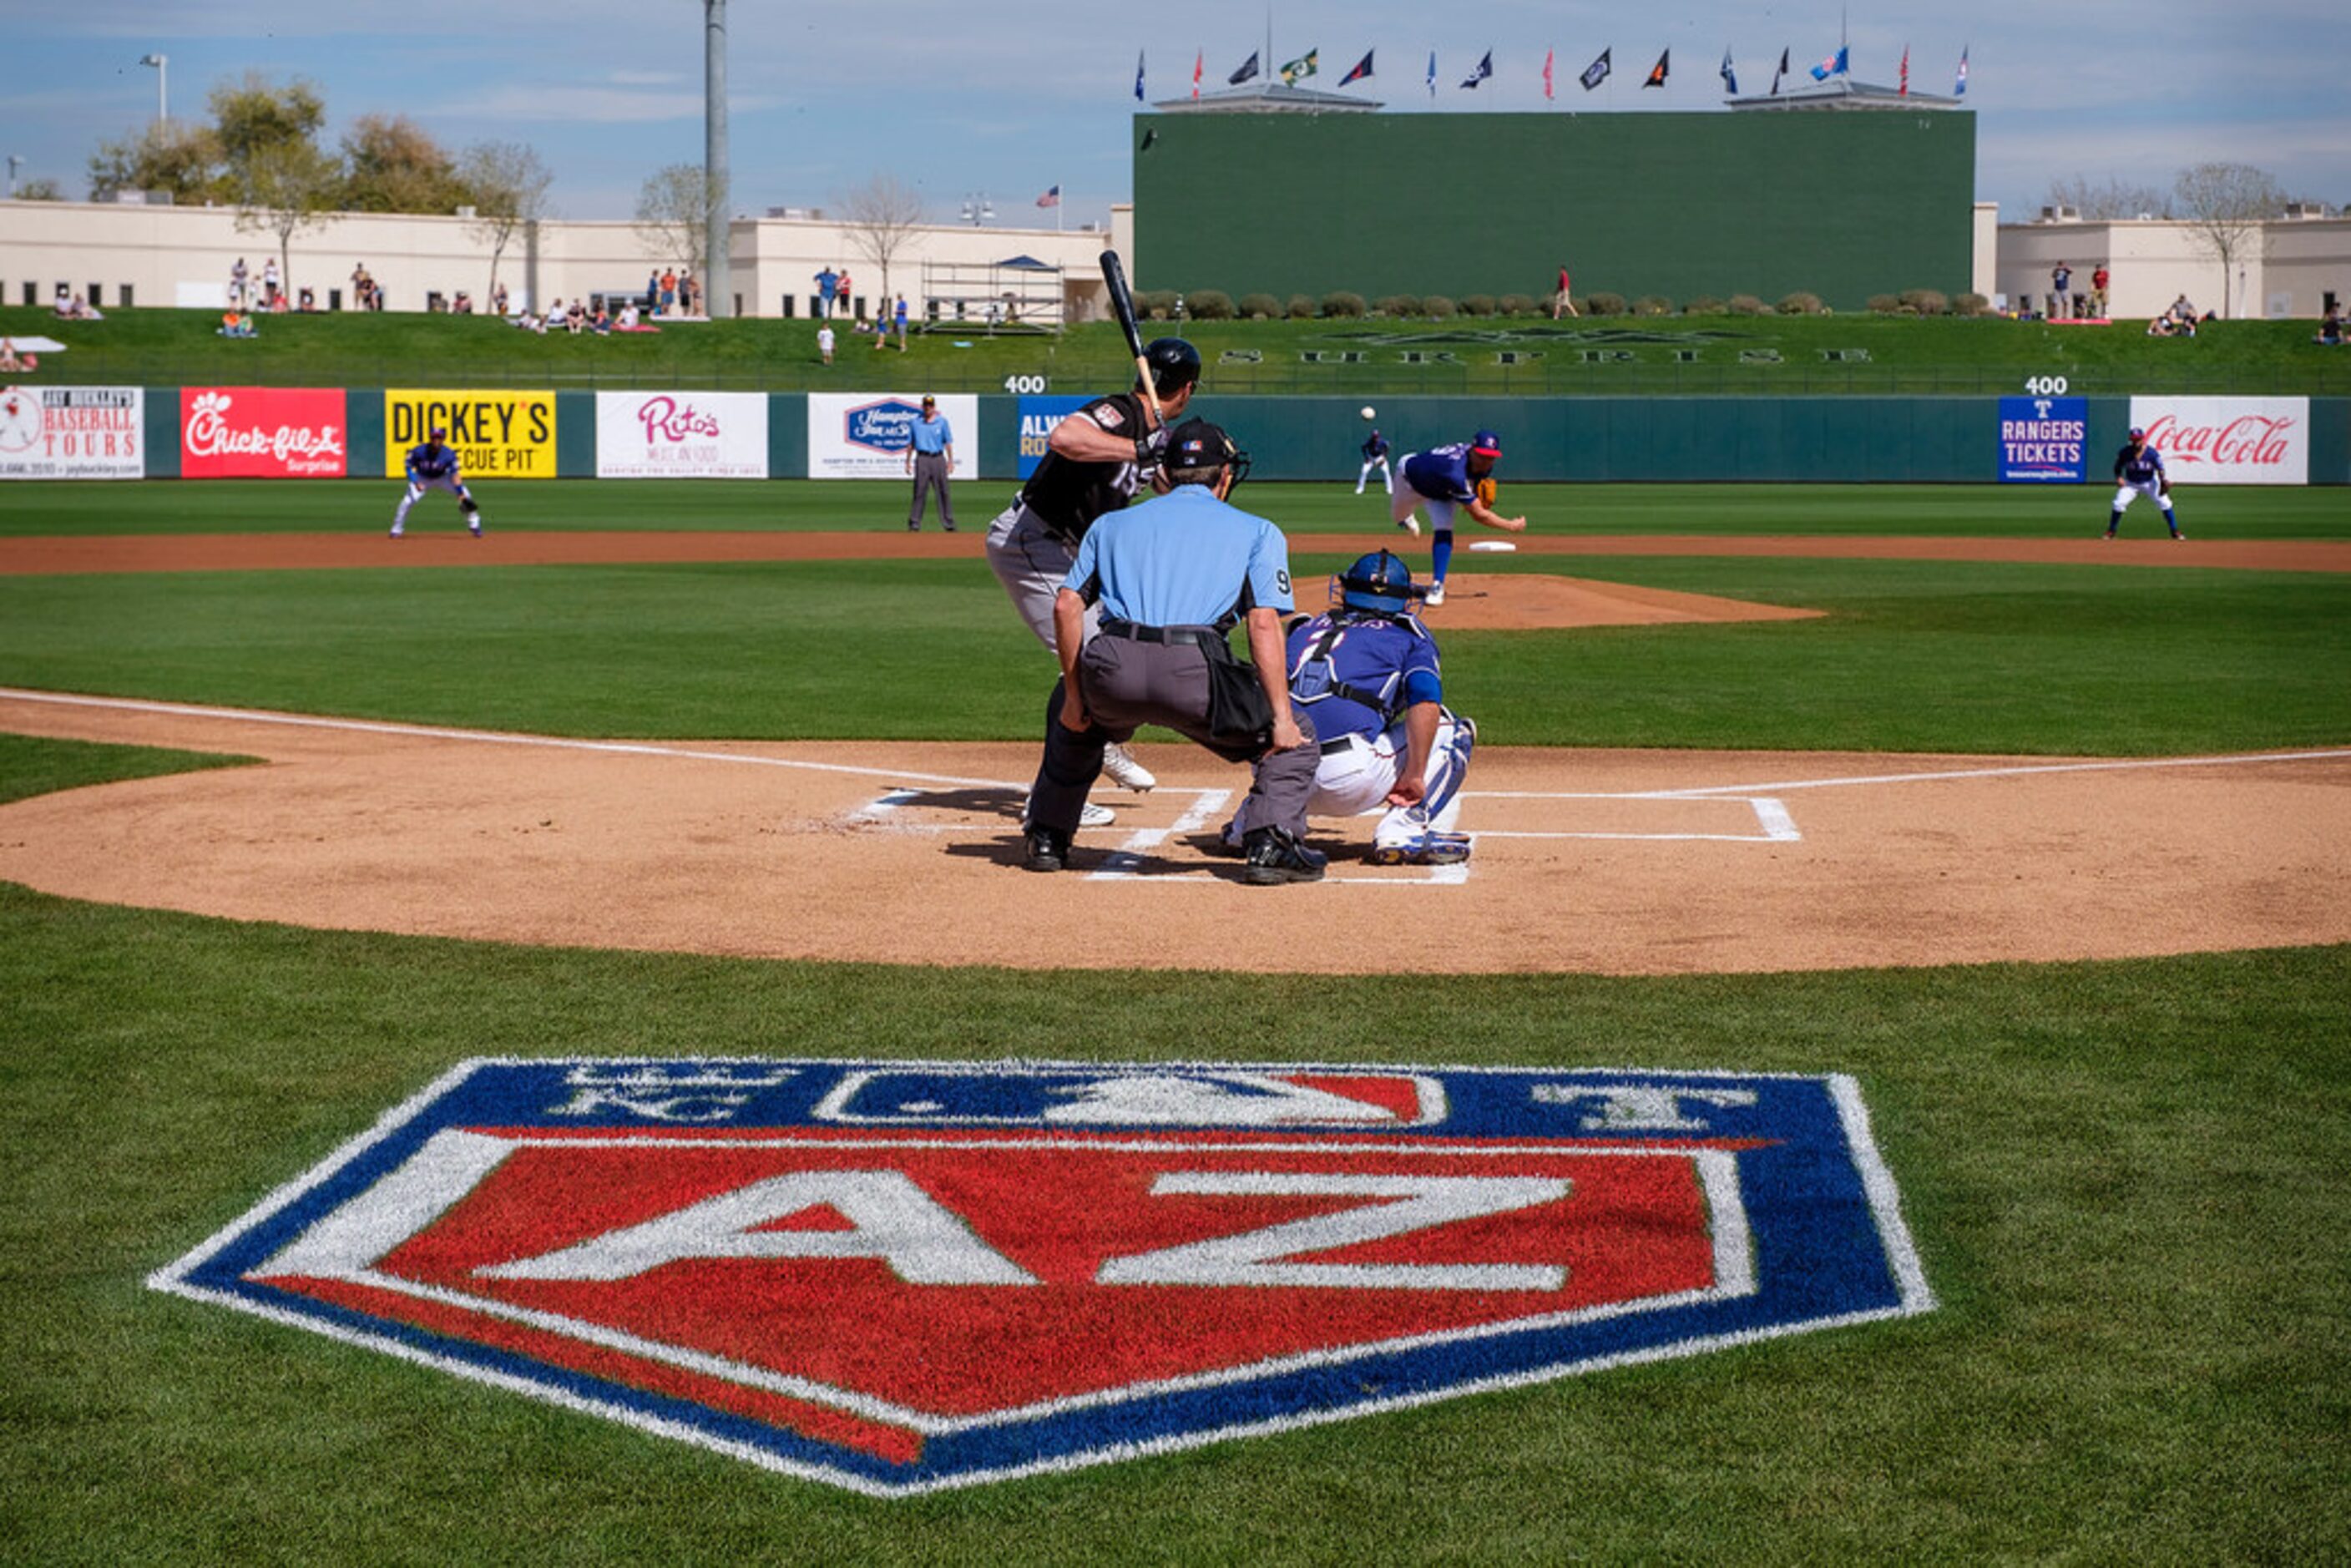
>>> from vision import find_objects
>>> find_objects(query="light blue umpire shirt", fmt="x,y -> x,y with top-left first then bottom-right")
1064,484 -> 1295,628
910,412 -> 953,454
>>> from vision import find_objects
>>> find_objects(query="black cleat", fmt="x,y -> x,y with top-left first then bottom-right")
1241,826 -> 1327,885
1023,827 -> 1070,873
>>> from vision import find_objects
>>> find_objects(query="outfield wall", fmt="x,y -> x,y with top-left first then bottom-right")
13,387 -> 2345,483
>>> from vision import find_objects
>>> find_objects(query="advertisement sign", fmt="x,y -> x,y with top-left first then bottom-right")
0,386 -> 144,479
181,387 -> 346,478
384,390 -> 557,479
594,392 -> 768,478
807,392 -> 978,480
1996,395 -> 2087,483
1016,394 -> 1089,479
2126,397 -> 2308,485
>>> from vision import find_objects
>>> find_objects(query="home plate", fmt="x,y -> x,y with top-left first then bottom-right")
1468,541 -> 1517,553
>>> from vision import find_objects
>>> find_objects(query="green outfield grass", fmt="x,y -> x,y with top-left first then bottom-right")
0,734 -> 2344,1563
8,301 -> 2348,397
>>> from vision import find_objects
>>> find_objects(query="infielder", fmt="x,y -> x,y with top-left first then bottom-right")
390,427 -> 481,539
1391,430 -> 1525,604
1356,427 -> 1393,495
1024,418 -> 1324,885
2104,427 -> 2182,540
1222,551 -> 1474,867
987,336 -> 1201,817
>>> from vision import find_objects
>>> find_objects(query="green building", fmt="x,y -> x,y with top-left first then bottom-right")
1133,109 -> 1975,311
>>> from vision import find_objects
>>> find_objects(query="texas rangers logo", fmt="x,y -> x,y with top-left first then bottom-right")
150,1059 -> 1933,1495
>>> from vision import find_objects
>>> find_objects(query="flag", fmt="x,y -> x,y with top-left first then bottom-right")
1580,48 -> 1610,91
1644,48 -> 1669,89
1543,48 -> 1555,100
1340,50 -> 1374,87
1810,44 -> 1848,82
1426,51 -> 1437,99
1134,50 -> 1145,102
1771,47 -> 1787,95
1192,50 -> 1202,100
1229,51 -> 1260,86
1036,185 -> 1060,209
1461,50 -> 1493,89
1279,49 -> 1317,87
1954,46 -> 1969,96
1899,45 -> 1909,96
1719,46 -> 1737,96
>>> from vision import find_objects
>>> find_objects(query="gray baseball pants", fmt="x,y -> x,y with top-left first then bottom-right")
984,500 -> 1101,653
909,451 -> 955,529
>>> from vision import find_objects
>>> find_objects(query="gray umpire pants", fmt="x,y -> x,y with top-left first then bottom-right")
985,500 -> 1100,654
1029,627 -> 1318,837
909,451 -> 955,529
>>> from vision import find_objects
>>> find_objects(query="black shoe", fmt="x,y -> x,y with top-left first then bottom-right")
1024,827 -> 1070,873
1241,826 -> 1327,885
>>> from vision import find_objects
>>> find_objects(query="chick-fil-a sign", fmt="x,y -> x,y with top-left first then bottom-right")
594,391 -> 767,478
181,388 -> 347,478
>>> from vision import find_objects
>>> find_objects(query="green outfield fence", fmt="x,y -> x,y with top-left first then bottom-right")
122,391 -> 2351,483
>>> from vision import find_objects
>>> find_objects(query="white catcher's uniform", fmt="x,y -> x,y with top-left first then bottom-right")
1307,720 -> 1473,850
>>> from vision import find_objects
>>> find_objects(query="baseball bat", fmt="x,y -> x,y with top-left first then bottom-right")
1100,249 -> 1166,428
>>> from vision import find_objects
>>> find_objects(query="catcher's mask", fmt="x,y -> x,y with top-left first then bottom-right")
1334,549 -> 1423,616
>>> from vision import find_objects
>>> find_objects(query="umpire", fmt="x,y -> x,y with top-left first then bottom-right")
1024,418 -> 1326,885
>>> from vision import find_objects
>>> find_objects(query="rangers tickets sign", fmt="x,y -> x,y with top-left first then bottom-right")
2126,396 -> 2308,485
0,385 -> 143,479
151,1058 -> 1934,1495
807,392 -> 977,480
180,387 -> 347,478
594,391 -> 768,478
1997,395 -> 2087,483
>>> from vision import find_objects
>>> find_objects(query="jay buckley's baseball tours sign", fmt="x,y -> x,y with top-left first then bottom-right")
594,391 -> 768,478
807,392 -> 978,480
2126,396 -> 2308,485
180,387 -> 347,478
151,1058 -> 1934,1495
383,390 -> 557,479
0,385 -> 144,479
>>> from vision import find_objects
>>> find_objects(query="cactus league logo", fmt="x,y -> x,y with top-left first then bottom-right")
151,1059 -> 1933,1495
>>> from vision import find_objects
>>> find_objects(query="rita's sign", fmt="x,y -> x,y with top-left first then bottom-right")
150,1059 -> 1933,1495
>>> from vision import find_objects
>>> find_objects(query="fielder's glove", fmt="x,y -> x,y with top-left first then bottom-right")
1475,477 -> 1499,508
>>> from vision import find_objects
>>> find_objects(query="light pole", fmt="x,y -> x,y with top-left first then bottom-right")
138,53 -> 168,125
958,193 -> 993,226
6,156 -> 23,200
702,1 -> 731,318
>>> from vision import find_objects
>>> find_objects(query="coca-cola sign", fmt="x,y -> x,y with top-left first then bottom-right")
594,391 -> 767,478
2126,397 -> 2308,486
181,388 -> 347,478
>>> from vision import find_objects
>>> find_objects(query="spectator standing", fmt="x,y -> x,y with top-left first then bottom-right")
493,281 -> 510,316
2049,260 -> 2071,319
814,266 -> 839,318
817,321 -> 836,364
2091,263 -> 2111,317
230,257 -> 250,308
905,394 -> 957,533
893,294 -> 910,351
660,269 -> 677,314
262,257 -> 281,306
680,271 -> 698,316
1552,264 -> 1578,319
837,268 -> 853,319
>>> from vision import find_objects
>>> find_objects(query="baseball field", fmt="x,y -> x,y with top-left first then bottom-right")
3,472 -> 2347,1559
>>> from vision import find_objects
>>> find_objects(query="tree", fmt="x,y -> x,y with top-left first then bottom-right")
232,137 -> 341,298
209,72 -> 326,174
2043,173 -> 2168,221
13,179 -> 65,202
2173,162 -> 2283,318
635,163 -> 719,275
341,114 -> 469,214
837,174 -> 928,303
458,141 -> 555,304
88,119 -> 224,203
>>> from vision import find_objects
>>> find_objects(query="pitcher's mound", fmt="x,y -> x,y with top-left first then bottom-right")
1420,574 -> 1823,630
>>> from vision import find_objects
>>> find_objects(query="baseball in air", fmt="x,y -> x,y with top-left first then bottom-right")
1360,406 -> 1377,421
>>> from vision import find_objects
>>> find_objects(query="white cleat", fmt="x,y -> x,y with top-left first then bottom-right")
1079,802 -> 1116,828
1423,584 -> 1446,607
1101,741 -> 1156,792
1398,516 -> 1422,538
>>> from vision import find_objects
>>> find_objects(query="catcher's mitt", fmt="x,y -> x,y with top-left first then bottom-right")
1474,476 -> 1499,508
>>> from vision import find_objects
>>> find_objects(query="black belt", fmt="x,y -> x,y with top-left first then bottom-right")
1321,733 -> 1371,756
1100,620 -> 1224,650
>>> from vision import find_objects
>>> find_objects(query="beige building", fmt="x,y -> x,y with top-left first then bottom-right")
1995,208 -> 2348,320
0,196 -> 1135,323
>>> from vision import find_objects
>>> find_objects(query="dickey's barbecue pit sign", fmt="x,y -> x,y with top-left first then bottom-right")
384,391 -> 558,479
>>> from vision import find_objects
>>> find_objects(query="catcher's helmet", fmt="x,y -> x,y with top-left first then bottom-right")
1143,336 -> 1202,397
1336,549 -> 1421,615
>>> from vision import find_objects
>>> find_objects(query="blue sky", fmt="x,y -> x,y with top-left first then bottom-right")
7,2 -> 2344,225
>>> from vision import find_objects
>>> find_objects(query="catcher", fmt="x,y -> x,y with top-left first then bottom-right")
2103,427 -> 2182,541
390,427 -> 483,539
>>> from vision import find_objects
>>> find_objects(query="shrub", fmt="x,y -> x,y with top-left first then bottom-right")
1186,289 -> 1235,321
1954,291 -> 1991,316
1459,295 -> 1497,316
1632,294 -> 1675,316
1320,291 -> 1367,318
1683,295 -> 1725,315
1727,293 -> 1770,316
1583,291 -> 1626,316
1898,288 -> 1949,316
1499,293 -> 1534,316
1286,294 -> 1317,320
1777,291 -> 1824,315
1237,292 -> 1282,321
1137,290 -> 1177,320
1374,294 -> 1422,317
1423,295 -> 1458,319
1867,293 -> 1903,314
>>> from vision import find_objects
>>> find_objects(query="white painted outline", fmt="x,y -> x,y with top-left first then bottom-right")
149,1056 -> 1932,1498
811,1063 -> 1452,1128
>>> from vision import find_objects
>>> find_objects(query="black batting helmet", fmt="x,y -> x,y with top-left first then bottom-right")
1142,336 -> 1201,397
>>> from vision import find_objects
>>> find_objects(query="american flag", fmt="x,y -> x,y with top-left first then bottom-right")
1036,185 -> 1061,209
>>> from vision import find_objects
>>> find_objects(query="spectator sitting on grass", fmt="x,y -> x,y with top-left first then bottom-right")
0,340 -> 21,372
591,305 -> 613,335
2318,303 -> 2344,346
617,301 -> 640,329
566,299 -> 588,334
218,310 -> 255,339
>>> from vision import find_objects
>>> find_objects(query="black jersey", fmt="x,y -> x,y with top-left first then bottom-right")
1018,392 -> 1149,543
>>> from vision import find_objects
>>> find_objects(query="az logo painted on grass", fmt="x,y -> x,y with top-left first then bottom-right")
150,1060 -> 1934,1495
